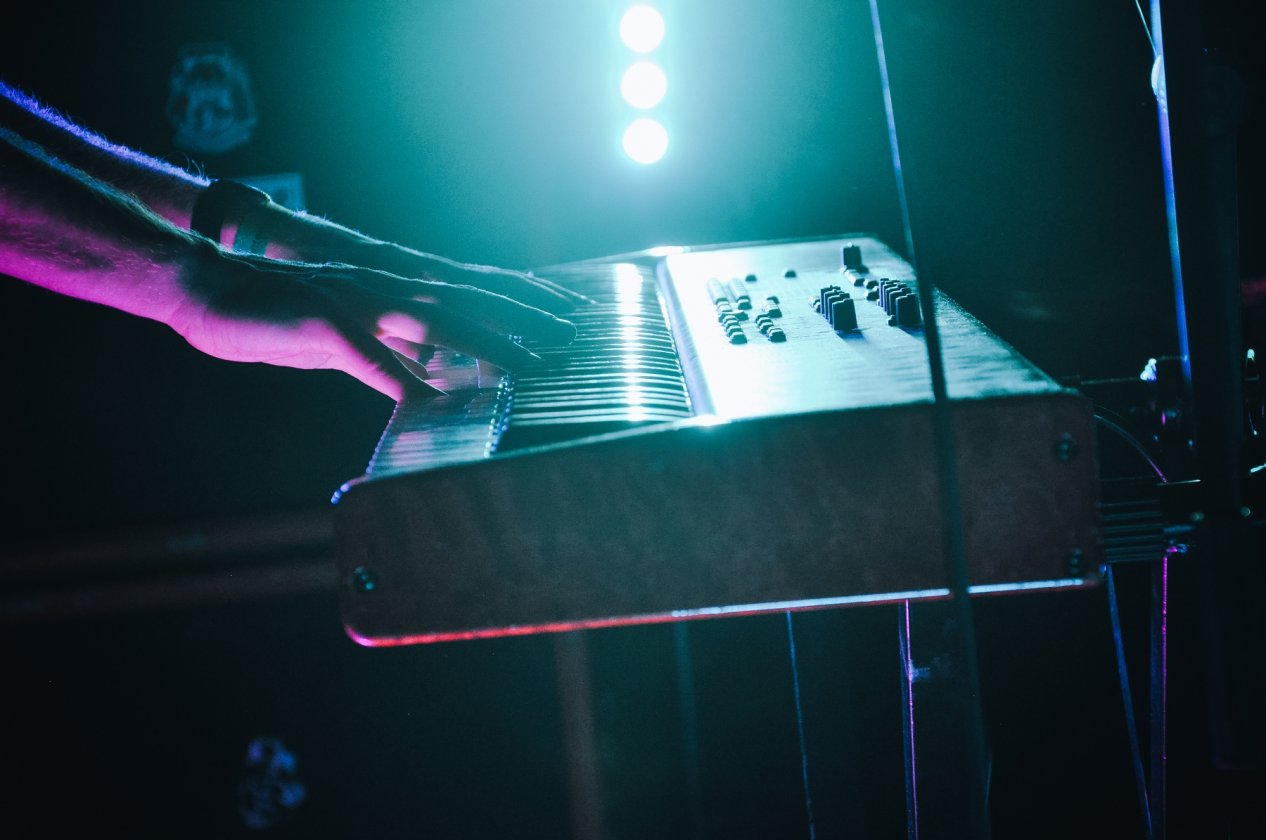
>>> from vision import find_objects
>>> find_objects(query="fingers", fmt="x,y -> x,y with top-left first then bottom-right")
376,303 -> 543,371
442,264 -> 595,314
326,317 -> 443,401
213,254 -> 574,395
313,269 -> 577,346
417,283 -> 578,346
387,248 -> 595,314
389,349 -> 440,388
379,336 -> 434,368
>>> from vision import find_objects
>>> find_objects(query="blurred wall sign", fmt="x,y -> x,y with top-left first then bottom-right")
166,43 -> 258,155
237,736 -> 307,830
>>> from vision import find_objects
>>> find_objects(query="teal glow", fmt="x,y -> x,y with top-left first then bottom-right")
619,5 -> 665,53
622,117 -> 669,164
620,60 -> 667,109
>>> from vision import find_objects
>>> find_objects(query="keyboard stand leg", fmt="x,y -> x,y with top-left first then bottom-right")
899,599 -> 990,839
554,631 -> 607,840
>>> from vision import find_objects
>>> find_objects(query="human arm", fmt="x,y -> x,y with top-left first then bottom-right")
0,80 -> 584,314
0,127 -> 575,400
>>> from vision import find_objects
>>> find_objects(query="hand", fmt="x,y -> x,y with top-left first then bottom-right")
253,206 -> 594,316
366,242 -> 593,316
170,249 -> 577,401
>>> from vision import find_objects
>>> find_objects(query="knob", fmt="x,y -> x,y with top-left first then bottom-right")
841,243 -> 865,271
830,297 -> 858,331
891,294 -> 923,327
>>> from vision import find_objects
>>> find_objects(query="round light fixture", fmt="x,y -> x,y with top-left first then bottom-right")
619,5 -> 665,53
620,61 -> 667,109
622,117 -> 669,164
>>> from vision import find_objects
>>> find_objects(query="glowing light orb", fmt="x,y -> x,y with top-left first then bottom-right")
622,118 -> 669,164
620,5 -> 665,53
620,61 -> 667,109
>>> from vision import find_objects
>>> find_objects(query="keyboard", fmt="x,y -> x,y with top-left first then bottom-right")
333,236 -> 1100,646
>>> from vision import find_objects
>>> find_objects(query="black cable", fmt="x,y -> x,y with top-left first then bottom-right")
1107,566 -> 1156,840
1094,413 -> 1170,482
868,3 -> 991,836
1094,409 -> 1169,837
786,612 -> 818,840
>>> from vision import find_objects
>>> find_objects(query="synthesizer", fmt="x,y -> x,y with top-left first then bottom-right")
333,236 -> 1100,646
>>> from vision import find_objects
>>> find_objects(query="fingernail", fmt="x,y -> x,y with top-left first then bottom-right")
404,379 -> 446,399
543,317 -> 578,345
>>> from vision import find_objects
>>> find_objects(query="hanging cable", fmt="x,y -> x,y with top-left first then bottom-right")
1107,566 -> 1156,839
1134,0 -> 1159,57
867,3 -> 992,836
1094,407 -> 1169,837
785,611 -> 817,840
1094,413 -> 1170,482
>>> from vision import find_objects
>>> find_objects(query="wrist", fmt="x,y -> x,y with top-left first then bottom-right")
189,179 -> 391,270
189,179 -> 273,248
163,237 -> 238,337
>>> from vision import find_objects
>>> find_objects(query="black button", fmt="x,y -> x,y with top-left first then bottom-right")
820,285 -> 843,312
842,243 -> 864,271
830,297 -> 858,331
887,291 -> 913,319
892,294 -> 923,327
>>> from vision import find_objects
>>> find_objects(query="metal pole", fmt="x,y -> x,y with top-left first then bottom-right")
1150,4 -> 1263,835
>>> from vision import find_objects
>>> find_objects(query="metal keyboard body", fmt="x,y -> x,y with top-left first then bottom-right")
334,236 -> 1100,645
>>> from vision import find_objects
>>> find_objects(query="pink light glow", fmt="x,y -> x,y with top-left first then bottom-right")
345,577 -> 1093,647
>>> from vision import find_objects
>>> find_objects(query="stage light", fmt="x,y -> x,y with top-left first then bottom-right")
620,60 -> 667,109
620,5 -> 665,53
622,117 -> 669,164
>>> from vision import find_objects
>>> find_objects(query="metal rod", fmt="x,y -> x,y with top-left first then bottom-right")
1149,556 -> 1169,838
868,3 -> 992,836
899,601 -> 920,840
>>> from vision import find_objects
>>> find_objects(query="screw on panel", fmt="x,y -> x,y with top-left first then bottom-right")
1054,433 -> 1079,462
350,566 -> 379,593
1067,549 -> 1085,576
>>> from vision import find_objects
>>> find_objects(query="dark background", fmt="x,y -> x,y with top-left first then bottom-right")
1,1 -> 1262,837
